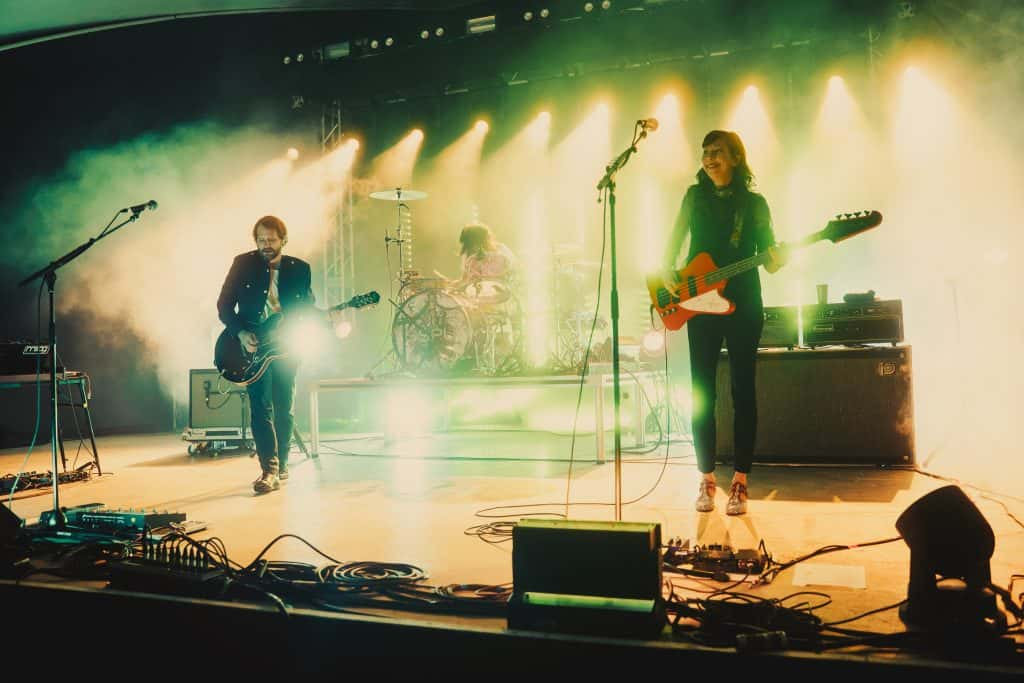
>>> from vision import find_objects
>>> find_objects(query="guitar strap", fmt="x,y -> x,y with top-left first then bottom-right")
729,192 -> 747,249
711,184 -> 746,248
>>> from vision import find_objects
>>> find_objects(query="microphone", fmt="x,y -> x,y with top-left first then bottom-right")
637,118 -> 659,132
127,200 -> 158,214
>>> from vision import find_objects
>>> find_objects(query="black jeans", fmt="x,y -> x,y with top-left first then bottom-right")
246,358 -> 297,472
686,305 -> 763,475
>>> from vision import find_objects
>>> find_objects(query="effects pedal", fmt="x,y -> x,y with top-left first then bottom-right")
663,539 -> 767,577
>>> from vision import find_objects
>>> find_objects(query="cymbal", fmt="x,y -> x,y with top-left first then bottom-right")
370,188 -> 428,201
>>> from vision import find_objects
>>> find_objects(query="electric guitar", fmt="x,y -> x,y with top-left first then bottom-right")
215,290 -> 380,385
648,210 -> 883,331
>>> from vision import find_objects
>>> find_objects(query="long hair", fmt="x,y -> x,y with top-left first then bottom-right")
459,223 -> 495,258
696,130 -> 755,191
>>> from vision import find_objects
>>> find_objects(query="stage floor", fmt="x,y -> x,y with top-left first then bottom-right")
1,429 -> 1022,670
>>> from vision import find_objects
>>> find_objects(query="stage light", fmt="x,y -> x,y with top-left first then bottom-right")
474,120 -> 490,133
537,111 -> 551,124
895,485 -> 1007,633
601,0 -> 612,9
411,128 -> 425,143
642,329 -> 665,353
584,2 -> 595,12
467,15 -> 497,34
385,37 -> 394,47
540,8 -> 550,18
435,27 -> 445,37
296,53 -> 304,63
370,39 -> 380,49
283,318 -> 326,360
420,30 -> 430,40
282,56 -> 291,65
524,11 -> 534,21
286,147 -> 300,161
726,84 -> 777,170
334,320 -> 353,339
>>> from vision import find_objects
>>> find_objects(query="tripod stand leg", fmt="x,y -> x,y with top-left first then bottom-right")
293,425 -> 315,460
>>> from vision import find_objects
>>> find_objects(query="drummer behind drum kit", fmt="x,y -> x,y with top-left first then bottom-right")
370,188 -> 524,377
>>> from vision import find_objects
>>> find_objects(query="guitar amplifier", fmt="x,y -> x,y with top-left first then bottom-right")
715,346 -> 915,465
759,306 -> 798,348
802,299 -> 903,347
188,369 -> 248,430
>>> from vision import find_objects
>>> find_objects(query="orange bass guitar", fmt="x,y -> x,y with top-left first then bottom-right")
647,210 -> 883,332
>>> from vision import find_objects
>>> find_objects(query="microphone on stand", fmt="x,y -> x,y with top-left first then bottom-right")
126,200 -> 158,214
637,118 -> 659,132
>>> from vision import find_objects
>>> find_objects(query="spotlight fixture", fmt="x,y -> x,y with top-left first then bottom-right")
385,36 -> 394,47
370,39 -> 380,49
282,55 -> 291,65
895,485 -> 1007,633
466,15 -> 497,34
524,11 -> 534,21
420,29 -> 430,39
584,2 -> 594,12
296,53 -> 304,63
540,8 -> 550,18
286,147 -> 300,161
435,27 -> 445,37
601,0 -> 611,8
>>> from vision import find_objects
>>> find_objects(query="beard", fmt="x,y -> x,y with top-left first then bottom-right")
260,247 -> 282,262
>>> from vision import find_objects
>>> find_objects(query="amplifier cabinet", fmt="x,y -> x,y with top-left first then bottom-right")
715,346 -> 914,466
188,369 -> 248,430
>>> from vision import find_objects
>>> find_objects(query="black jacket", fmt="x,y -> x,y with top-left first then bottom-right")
217,251 -> 316,335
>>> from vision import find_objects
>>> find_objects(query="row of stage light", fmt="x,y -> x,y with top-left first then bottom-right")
279,64 -> 951,178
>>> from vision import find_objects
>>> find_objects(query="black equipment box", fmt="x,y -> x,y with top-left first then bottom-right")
0,341 -> 62,375
759,306 -> 799,348
509,519 -> 665,638
802,299 -> 903,347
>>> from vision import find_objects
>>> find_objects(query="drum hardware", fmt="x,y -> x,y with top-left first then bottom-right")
373,187 -> 428,289
388,278 -> 523,378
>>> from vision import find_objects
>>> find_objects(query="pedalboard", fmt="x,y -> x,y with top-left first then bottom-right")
662,539 -> 767,577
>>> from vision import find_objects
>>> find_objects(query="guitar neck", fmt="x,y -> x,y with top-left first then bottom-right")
703,229 -> 826,284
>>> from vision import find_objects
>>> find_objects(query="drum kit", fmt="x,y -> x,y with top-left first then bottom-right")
550,243 -> 609,372
371,188 -> 524,377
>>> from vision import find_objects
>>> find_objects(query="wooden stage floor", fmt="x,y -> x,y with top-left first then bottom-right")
1,430 -> 1021,672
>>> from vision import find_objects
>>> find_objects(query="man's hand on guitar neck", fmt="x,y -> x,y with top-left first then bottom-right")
766,243 -> 790,274
237,330 -> 259,353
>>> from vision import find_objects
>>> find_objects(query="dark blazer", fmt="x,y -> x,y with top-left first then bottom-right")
217,250 -> 316,336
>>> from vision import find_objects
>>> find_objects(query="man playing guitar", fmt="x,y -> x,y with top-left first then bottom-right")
217,215 -> 340,494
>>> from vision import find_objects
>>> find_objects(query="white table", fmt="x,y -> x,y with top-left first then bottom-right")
309,370 -> 660,463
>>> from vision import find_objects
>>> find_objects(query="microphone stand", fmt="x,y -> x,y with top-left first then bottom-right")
596,122 -> 650,521
18,208 -> 146,530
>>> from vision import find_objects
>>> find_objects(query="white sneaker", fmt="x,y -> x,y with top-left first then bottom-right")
695,480 -> 716,512
726,482 -> 748,516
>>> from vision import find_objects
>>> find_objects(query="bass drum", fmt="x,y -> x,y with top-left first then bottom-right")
391,289 -> 474,375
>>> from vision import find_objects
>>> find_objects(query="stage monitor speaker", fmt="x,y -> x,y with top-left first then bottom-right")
509,519 -> 665,638
715,346 -> 914,465
188,369 -> 248,430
